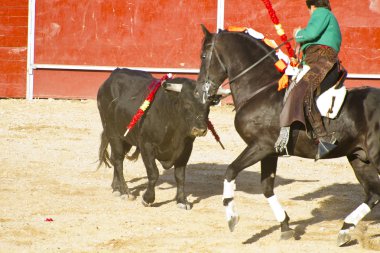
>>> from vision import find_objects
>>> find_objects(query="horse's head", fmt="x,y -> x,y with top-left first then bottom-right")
195,25 -> 229,104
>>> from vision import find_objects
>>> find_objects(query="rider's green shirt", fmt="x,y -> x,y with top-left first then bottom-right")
295,7 -> 342,54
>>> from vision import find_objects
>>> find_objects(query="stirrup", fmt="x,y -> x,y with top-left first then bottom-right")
275,127 -> 290,156
316,135 -> 337,160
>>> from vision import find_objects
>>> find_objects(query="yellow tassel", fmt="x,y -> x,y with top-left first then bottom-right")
227,26 -> 247,32
274,24 -> 285,36
140,100 -> 150,111
275,59 -> 287,73
263,38 -> 278,49
278,74 -> 289,91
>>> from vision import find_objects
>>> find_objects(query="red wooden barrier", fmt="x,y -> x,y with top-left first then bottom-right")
0,0 -> 379,99
0,0 -> 28,97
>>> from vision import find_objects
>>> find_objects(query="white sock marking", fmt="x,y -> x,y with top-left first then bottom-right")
267,195 -> 286,222
344,203 -> 371,226
223,179 -> 236,199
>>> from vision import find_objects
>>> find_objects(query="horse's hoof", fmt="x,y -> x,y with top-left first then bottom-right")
280,229 -> 295,240
337,230 -> 351,247
228,215 -> 239,232
142,199 -> 152,207
177,202 -> 192,210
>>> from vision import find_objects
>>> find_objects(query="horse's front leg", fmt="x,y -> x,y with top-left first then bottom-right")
223,145 -> 269,231
261,157 -> 294,240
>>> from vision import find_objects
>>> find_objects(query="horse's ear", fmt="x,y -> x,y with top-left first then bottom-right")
201,24 -> 211,37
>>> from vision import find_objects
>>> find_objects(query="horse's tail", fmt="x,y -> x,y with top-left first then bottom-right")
126,147 -> 140,161
97,130 -> 112,169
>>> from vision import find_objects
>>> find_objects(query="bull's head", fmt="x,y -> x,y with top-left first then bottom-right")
165,81 -> 230,106
163,78 -> 209,137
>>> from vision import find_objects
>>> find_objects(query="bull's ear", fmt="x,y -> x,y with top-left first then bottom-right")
201,24 -> 211,37
163,82 -> 183,93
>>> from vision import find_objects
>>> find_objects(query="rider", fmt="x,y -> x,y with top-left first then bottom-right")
275,0 -> 342,160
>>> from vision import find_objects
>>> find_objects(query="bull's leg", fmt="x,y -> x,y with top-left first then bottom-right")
174,142 -> 194,210
337,155 -> 380,246
174,166 -> 191,210
109,138 -> 133,197
140,143 -> 159,206
261,157 -> 293,240
223,144 -> 270,231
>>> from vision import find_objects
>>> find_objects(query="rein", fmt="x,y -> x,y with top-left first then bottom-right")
203,34 -> 293,109
234,80 -> 278,112
219,37 -> 294,86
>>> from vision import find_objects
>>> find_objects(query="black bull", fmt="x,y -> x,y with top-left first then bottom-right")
97,68 -> 210,210
195,26 -> 380,246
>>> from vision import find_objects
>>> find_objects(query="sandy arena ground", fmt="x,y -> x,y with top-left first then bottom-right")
0,98 -> 379,252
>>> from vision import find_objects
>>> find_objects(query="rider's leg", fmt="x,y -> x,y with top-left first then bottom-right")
275,79 -> 309,154
304,77 -> 337,160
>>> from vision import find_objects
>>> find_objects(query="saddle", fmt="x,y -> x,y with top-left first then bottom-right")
316,62 -> 347,119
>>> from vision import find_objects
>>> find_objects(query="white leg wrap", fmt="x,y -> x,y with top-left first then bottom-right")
267,195 -> 286,222
223,179 -> 236,199
344,203 -> 371,226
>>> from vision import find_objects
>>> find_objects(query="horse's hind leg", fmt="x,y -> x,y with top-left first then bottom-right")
337,155 -> 380,247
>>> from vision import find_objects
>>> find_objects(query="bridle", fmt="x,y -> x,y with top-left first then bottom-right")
200,32 -> 294,104
201,34 -> 227,103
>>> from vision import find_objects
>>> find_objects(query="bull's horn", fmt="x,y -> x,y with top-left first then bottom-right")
163,82 -> 183,92
216,88 -> 231,96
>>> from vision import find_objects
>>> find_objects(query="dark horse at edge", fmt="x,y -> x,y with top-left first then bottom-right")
195,25 -> 380,246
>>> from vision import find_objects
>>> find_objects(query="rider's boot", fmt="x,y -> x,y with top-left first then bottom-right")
308,104 -> 337,160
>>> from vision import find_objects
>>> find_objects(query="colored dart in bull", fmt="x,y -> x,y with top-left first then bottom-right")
124,73 -> 173,137
207,118 -> 225,150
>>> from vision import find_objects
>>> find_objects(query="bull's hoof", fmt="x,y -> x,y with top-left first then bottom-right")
142,199 -> 152,207
228,215 -> 239,232
337,230 -> 351,247
177,202 -> 192,210
280,229 -> 295,240
112,191 -> 121,197
120,194 -> 136,201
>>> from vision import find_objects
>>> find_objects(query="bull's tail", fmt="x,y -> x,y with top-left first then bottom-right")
126,147 -> 140,161
97,130 -> 112,169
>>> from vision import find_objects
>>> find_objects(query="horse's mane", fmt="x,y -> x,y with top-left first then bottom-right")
218,30 -> 279,63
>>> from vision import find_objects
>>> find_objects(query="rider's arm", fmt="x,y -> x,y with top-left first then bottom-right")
295,8 -> 330,43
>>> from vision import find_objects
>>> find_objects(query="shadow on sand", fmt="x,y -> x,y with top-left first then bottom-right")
243,183 -> 380,244
127,162 -> 299,207
122,162 -> 379,244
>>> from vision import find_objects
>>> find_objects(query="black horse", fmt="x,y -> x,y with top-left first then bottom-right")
195,25 -> 380,246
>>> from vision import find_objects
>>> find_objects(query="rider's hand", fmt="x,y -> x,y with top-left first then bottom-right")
293,27 -> 301,38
